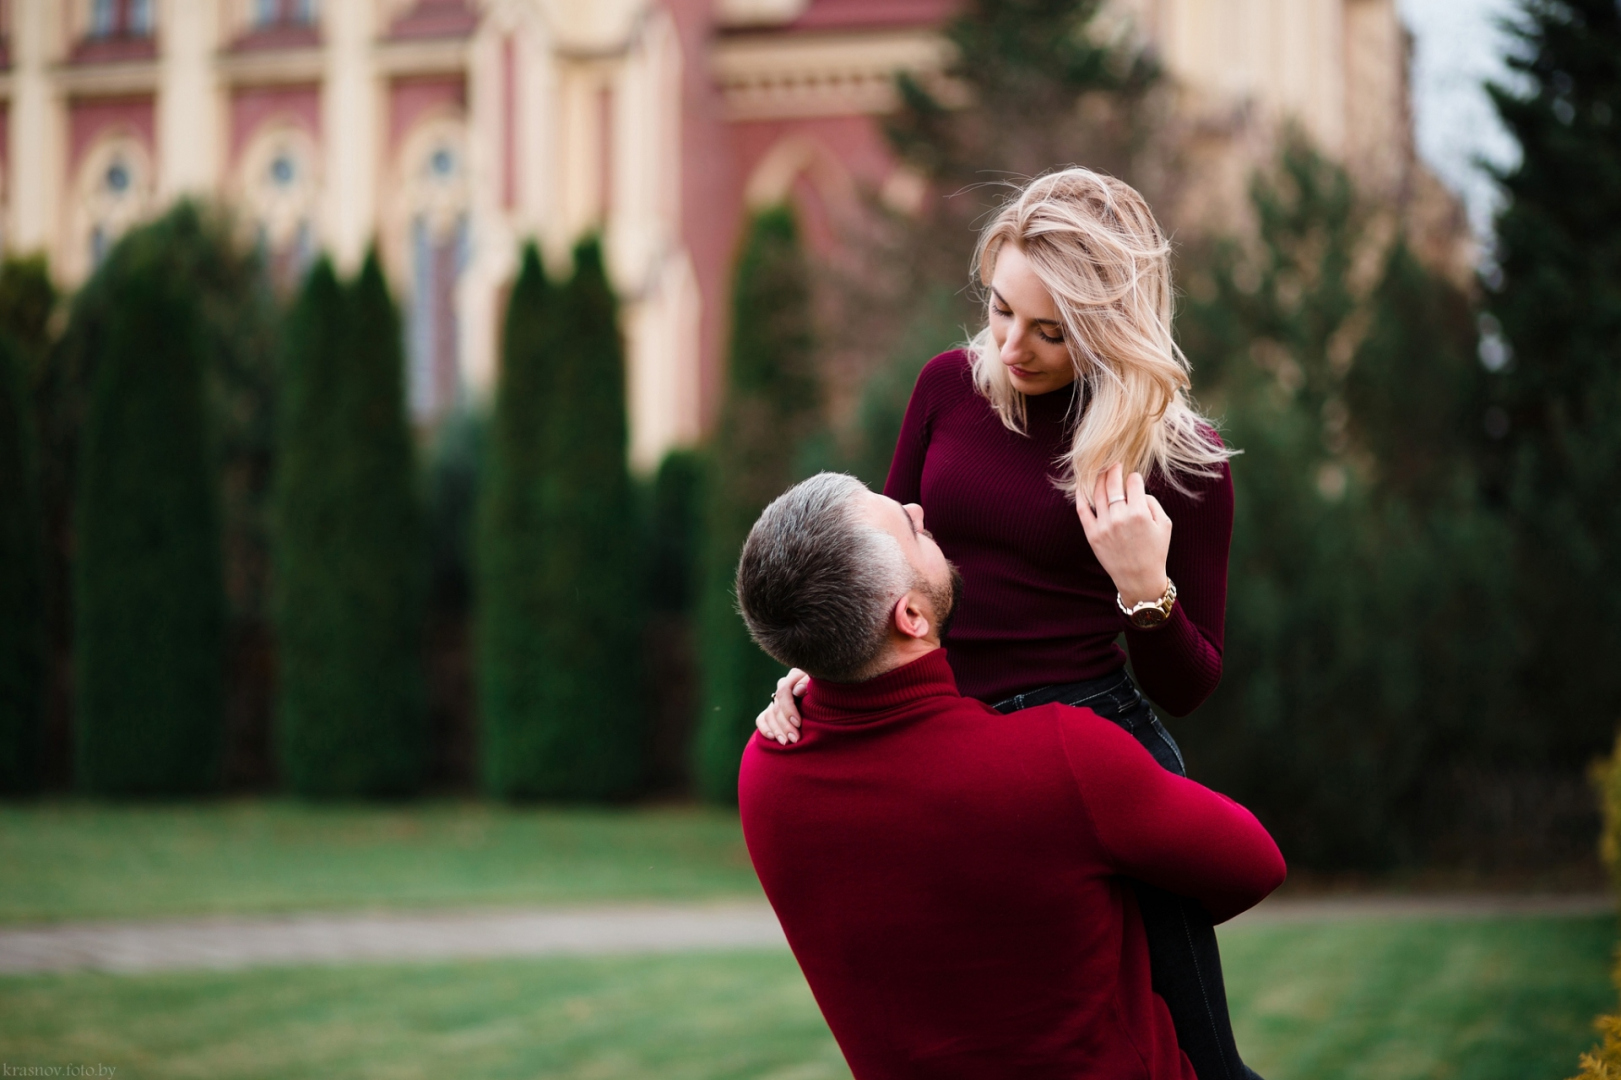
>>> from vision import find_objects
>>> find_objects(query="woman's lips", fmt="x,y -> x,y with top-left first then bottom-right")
1008,365 -> 1038,379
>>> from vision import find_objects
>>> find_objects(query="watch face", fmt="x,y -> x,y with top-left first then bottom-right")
1129,607 -> 1170,629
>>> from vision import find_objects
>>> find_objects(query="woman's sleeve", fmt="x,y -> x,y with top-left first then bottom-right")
1125,459 -> 1234,717
881,360 -> 938,504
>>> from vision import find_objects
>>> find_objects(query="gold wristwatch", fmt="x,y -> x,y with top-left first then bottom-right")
1117,579 -> 1177,630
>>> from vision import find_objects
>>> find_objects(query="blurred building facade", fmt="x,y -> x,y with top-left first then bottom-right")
0,0 -> 1452,466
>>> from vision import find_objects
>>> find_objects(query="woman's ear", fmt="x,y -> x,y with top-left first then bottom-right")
892,591 -> 931,642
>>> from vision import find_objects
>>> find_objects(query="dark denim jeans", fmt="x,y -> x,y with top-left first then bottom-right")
995,669 -> 1260,1080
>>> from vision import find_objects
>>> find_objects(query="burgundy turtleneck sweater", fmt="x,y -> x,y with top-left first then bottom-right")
884,350 -> 1234,714
739,650 -> 1285,1080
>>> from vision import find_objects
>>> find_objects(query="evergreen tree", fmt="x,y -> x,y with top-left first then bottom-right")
1177,143 -> 1514,865
45,209 -> 277,792
1482,0 -> 1621,760
0,333 -> 45,793
888,0 -> 1160,188
273,253 -> 426,797
75,231 -> 225,795
693,207 -> 821,804
477,241 -> 643,800
0,255 -> 54,794
542,238 -> 644,798
476,246 -> 556,797
647,450 -> 705,617
643,449 -> 705,794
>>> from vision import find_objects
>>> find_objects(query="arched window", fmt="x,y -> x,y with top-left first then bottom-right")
398,119 -> 469,422
75,136 -> 153,273
237,125 -> 320,291
89,0 -> 153,38
252,0 -> 316,28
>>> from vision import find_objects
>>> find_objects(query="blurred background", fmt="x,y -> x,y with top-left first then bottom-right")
2,0 -> 1620,1077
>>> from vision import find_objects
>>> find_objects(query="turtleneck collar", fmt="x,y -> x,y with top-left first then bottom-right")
802,649 -> 960,721
1022,378 -> 1083,427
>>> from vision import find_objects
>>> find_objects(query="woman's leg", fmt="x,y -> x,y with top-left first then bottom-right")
1062,678 -> 1260,1080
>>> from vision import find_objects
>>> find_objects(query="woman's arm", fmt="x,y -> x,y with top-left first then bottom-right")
880,360 -> 937,505
1125,462 -> 1233,717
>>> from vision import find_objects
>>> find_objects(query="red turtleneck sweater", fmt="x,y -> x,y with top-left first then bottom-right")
739,650 -> 1285,1080
884,350 -> 1233,713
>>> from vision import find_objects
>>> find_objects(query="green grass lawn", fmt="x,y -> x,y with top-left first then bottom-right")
0,803 -> 1613,1078
0,801 -> 760,924
1219,914 -> 1615,1079
0,916 -> 1610,1080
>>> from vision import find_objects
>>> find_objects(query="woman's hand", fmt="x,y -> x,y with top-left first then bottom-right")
755,669 -> 810,744
1076,463 -> 1172,608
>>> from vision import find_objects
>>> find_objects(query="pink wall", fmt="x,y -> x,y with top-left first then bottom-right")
729,113 -> 900,252
388,74 -> 466,159
666,0 -> 949,432
667,0 -> 742,433
788,0 -> 959,31
228,84 -> 321,173
67,96 -> 155,184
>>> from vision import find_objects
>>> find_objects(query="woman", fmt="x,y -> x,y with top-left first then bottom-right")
756,168 -> 1256,1080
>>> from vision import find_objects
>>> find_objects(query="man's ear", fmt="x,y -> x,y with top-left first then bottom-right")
892,591 -> 931,641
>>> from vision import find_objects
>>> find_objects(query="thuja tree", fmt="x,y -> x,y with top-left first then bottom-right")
540,238 -> 644,798
0,332 -> 45,793
45,208 -> 277,791
0,256 -> 53,793
273,254 -> 427,797
75,227 -> 226,795
477,241 -> 643,800
693,208 -> 821,804
1175,142 -> 1513,866
1481,0 -> 1621,762
476,246 -> 555,797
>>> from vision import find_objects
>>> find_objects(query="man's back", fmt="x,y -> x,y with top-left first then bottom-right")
739,651 -> 1284,1080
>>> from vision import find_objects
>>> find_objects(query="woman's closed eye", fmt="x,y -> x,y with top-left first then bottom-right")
993,302 -> 1064,345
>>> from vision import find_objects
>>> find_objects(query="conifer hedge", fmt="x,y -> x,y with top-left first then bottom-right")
477,241 -> 644,800
693,208 -> 821,804
476,246 -> 558,797
1482,0 -> 1621,762
74,229 -> 225,795
0,333 -> 45,793
272,254 -> 427,797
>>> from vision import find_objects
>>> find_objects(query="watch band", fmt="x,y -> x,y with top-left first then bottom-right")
1117,579 -> 1177,628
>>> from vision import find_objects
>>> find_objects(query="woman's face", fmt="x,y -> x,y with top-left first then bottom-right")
988,242 -> 1076,396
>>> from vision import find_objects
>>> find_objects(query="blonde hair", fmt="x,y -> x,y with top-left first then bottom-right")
966,167 -> 1232,497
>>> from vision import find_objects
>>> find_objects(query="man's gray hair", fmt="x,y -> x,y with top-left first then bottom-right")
735,473 -> 912,683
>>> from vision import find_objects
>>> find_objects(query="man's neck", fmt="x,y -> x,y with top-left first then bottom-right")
863,639 -> 941,681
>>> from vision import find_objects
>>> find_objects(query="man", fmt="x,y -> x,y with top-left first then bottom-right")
735,473 -> 1285,1080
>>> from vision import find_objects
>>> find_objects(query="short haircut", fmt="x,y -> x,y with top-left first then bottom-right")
736,473 -> 911,683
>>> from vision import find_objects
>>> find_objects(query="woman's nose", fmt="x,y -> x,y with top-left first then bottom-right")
999,325 -> 1026,363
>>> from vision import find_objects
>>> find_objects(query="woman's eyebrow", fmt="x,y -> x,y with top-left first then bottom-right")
990,288 -> 1061,327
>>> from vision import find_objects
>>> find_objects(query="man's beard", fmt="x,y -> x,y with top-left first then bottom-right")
930,564 -> 965,642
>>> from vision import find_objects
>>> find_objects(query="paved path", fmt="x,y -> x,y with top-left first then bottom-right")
0,894 -> 1609,976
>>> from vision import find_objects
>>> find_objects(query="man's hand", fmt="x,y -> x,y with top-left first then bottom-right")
755,669 -> 810,744
1076,463 -> 1172,608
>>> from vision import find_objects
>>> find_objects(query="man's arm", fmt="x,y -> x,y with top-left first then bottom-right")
1056,709 -> 1285,923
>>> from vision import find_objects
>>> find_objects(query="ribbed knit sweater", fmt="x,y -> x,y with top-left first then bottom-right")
884,350 -> 1234,714
739,649 -> 1286,1079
